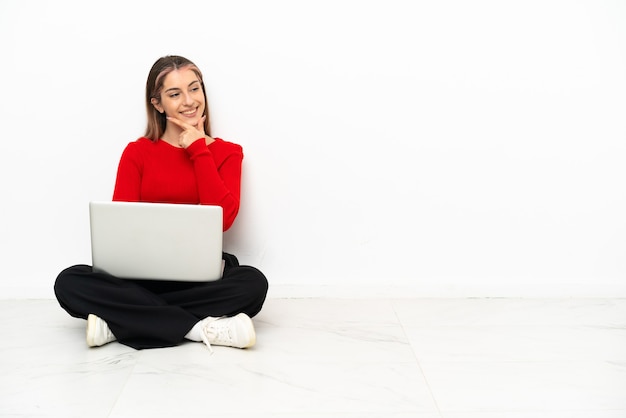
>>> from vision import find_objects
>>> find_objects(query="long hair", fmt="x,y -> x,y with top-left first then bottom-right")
144,55 -> 211,140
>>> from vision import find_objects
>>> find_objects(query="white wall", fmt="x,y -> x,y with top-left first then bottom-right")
1,0 -> 625,298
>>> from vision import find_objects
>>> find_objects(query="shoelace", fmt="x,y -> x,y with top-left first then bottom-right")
199,333 -> 214,354
200,317 -> 231,354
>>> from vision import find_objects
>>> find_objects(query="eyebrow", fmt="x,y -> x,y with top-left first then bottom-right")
164,80 -> 200,94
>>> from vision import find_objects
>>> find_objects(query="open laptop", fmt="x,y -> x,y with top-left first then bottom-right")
89,201 -> 224,282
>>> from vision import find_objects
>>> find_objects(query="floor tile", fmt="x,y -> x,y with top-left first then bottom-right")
1,297 -> 625,418
111,358 -> 438,416
422,360 -> 626,414
248,298 -> 417,364
442,411 -> 626,418
392,298 -> 626,327
404,325 -> 626,363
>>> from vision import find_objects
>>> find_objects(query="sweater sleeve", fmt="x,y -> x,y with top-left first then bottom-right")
185,138 -> 243,231
112,142 -> 142,202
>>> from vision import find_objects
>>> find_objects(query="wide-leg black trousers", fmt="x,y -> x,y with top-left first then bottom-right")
54,253 -> 268,349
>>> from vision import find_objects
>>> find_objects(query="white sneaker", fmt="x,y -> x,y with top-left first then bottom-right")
86,314 -> 116,347
200,313 -> 256,352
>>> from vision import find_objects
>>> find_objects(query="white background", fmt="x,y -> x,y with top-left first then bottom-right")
1,0 -> 625,298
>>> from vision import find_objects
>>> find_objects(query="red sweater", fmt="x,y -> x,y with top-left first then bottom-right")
112,137 -> 243,231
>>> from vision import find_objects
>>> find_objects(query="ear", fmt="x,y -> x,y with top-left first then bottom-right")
151,98 -> 164,113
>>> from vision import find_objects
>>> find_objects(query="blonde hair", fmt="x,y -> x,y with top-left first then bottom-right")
144,55 -> 211,140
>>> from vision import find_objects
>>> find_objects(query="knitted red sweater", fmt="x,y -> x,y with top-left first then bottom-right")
112,137 -> 243,231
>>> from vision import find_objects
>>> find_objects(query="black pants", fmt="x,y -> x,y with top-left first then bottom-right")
54,253 -> 268,349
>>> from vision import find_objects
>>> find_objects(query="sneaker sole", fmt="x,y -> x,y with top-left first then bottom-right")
86,314 -> 99,347
237,313 -> 256,348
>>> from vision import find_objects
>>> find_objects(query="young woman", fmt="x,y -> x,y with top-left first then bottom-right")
54,55 -> 268,351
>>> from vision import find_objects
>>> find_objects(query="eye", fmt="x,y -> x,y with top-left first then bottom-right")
169,92 -> 180,98
191,87 -> 200,92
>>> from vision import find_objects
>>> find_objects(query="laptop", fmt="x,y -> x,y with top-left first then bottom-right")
89,201 -> 224,282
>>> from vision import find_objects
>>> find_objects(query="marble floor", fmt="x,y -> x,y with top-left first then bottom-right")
0,297 -> 625,417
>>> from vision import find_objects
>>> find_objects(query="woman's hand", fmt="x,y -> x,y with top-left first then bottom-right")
166,116 -> 215,148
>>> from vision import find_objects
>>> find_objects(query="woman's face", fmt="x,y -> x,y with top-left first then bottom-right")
153,67 -> 205,127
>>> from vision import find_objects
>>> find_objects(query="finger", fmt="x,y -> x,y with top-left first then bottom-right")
178,132 -> 188,148
195,116 -> 206,133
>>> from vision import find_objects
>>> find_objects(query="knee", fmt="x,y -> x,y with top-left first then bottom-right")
241,266 -> 269,299
241,266 -> 268,317
54,264 -> 92,298
225,265 -> 268,315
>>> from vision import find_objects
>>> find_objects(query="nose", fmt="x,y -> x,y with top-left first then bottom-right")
183,92 -> 194,105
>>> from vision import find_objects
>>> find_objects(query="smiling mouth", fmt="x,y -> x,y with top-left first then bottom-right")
181,108 -> 198,117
